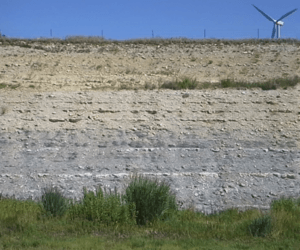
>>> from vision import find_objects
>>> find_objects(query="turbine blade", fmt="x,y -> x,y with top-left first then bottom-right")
272,24 -> 276,38
277,8 -> 297,21
252,4 -> 275,22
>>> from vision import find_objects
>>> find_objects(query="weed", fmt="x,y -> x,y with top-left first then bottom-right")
198,82 -> 213,89
40,186 -> 69,218
220,76 -> 299,90
161,77 -> 198,90
9,84 -> 20,89
0,83 -> 7,89
144,82 -> 156,90
157,70 -> 172,76
270,197 -> 300,238
119,83 -> 135,90
0,197 -> 41,234
248,215 -> 272,237
31,62 -> 46,71
1,188 -> 300,248
123,175 -> 178,225
271,197 -> 298,213
208,60 -> 213,64
68,186 -> 136,225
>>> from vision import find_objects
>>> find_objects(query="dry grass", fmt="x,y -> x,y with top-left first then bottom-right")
1,36 -> 299,52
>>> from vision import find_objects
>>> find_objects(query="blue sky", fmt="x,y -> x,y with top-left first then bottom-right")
1,0 -> 299,40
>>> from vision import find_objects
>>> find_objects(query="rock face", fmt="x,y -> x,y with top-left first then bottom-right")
0,86 -> 299,214
0,40 -> 300,213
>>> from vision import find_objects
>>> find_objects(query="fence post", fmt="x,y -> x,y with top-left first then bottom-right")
204,29 -> 206,38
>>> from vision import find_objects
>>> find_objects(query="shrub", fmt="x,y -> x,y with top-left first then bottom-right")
248,215 -> 272,237
220,79 -> 234,88
68,186 -> 136,225
123,175 -> 178,225
161,77 -> 198,90
40,186 -> 69,218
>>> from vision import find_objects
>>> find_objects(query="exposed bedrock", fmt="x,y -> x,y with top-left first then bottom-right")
0,88 -> 299,213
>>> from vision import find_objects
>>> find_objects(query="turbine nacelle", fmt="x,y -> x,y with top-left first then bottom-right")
276,21 -> 284,26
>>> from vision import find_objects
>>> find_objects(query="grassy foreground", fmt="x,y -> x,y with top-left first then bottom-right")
1,176 -> 300,249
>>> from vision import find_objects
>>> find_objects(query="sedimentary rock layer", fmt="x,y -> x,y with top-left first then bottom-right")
0,88 -> 299,213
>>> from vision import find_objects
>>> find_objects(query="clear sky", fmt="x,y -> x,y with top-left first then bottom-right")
1,0 -> 299,40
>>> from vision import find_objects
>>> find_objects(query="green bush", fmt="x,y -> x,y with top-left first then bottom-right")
40,186 -> 69,218
248,215 -> 272,237
123,175 -> 178,225
68,186 -> 136,225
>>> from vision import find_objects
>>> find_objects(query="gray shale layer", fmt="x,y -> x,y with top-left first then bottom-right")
0,87 -> 300,214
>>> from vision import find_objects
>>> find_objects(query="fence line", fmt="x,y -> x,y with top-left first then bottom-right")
1,27 -> 300,40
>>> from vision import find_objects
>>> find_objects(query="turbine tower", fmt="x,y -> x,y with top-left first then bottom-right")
252,4 -> 297,39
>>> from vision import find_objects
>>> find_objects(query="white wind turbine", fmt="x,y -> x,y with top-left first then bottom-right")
252,4 -> 297,39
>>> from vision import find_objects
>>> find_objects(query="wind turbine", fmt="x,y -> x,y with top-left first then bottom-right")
252,4 -> 297,39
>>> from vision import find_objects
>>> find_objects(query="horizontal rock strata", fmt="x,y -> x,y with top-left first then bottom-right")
0,87 -> 300,213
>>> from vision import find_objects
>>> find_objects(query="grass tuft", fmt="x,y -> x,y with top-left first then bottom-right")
220,76 -> 299,90
248,215 -> 272,237
161,77 -> 198,90
40,186 -> 69,218
0,83 -> 7,89
68,186 -> 136,225
160,76 -> 299,91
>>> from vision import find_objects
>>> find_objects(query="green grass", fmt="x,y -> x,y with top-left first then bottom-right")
159,76 -> 299,91
0,83 -> 7,89
219,76 -> 300,90
0,83 -> 21,90
68,186 -> 136,226
1,177 -> 300,249
161,77 -> 198,90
